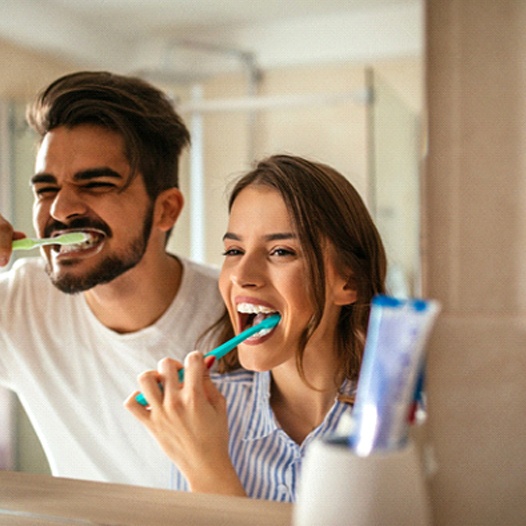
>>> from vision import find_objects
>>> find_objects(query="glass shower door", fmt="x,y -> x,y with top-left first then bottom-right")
367,70 -> 422,297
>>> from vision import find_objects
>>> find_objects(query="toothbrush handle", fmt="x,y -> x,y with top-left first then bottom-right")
135,315 -> 281,405
12,238 -> 37,250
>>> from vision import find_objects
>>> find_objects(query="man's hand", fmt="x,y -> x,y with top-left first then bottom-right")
0,214 -> 26,267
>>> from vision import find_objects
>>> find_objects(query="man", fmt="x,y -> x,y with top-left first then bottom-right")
0,71 -> 224,488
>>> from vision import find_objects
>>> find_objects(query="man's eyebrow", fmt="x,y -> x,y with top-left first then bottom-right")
222,232 -> 297,241
73,167 -> 124,181
30,173 -> 56,185
30,167 -> 124,185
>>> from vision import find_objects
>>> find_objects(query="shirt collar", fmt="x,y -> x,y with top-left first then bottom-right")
242,371 -> 277,441
242,373 -> 356,442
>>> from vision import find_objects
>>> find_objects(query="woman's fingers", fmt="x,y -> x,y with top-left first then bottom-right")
124,390 -> 149,420
124,351 -> 231,484
124,353 -> 216,419
137,369 -> 164,408
182,351 -> 206,394
157,356 -> 183,402
123,369 -> 161,420
201,356 -> 225,409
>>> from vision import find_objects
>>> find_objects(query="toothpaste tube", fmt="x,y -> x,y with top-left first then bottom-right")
349,295 -> 441,456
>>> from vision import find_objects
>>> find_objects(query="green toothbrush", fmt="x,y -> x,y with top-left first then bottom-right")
12,232 -> 90,251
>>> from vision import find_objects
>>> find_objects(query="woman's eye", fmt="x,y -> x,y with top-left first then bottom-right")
270,247 -> 296,257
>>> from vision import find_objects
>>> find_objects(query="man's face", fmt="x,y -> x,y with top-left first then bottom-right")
31,124 -> 154,293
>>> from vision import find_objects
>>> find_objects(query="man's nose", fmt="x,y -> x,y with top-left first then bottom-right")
49,187 -> 88,222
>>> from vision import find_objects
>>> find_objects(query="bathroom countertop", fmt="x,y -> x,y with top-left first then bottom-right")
0,470 -> 293,525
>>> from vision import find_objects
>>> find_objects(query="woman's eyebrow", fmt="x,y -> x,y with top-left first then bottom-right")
223,232 -> 240,241
265,233 -> 297,241
222,232 -> 297,241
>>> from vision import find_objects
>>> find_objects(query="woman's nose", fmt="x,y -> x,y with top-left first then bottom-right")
230,255 -> 265,289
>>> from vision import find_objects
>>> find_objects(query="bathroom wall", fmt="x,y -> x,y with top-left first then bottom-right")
425,1 -> 526,524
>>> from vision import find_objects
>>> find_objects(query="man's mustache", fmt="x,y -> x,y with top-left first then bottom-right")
44,218 -> 112,238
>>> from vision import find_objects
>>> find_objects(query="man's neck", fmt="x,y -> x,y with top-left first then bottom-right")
83,253 -> 183,334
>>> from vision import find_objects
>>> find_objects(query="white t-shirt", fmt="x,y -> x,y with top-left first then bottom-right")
0,256 -> 224,488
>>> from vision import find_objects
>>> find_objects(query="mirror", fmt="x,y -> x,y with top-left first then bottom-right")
0,0 -> 424,479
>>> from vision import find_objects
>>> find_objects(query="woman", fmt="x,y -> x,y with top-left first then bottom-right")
125,154 -> 387,501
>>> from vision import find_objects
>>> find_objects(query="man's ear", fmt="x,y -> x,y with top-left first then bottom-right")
154,188 -> 184,232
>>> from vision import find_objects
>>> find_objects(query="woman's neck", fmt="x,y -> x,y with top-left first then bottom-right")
269,348 -> 341,445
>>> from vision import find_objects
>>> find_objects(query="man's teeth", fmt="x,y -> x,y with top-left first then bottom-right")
59,233 -> 100,253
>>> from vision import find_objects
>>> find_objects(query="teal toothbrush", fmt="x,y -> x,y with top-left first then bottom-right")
12,232 -> 90,251
135,314 -> 281,406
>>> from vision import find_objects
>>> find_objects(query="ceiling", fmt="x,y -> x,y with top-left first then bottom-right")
39,0 -> 402,32
0,0 -> 422,78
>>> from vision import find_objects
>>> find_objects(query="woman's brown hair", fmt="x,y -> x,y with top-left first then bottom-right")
212,154 -> 387,386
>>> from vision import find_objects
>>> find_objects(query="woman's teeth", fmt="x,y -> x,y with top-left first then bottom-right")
253,326 -> 273,338
237,303 -> 279,335
237,303 -> 276,315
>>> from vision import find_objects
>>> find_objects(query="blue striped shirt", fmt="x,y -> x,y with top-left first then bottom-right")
170,370 -> 355,502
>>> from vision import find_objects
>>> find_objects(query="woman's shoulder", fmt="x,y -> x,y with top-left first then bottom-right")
211,368 -> 255,386
210,369 -> 261,400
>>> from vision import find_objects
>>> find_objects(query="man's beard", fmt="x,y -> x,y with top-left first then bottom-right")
46,204 -> 154,294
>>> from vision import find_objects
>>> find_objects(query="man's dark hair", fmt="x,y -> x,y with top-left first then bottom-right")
26,71 -> 190,199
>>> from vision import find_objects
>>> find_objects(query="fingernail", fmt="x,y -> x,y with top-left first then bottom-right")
206,356 -> 216,369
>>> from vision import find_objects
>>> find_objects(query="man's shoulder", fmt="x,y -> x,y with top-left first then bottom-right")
0,258 -> 69,322
10,256 -> 46,271
179,257 -> 221,295
171,256 -> 223,320
180,257 -> 220,280
1,257 -> 48,285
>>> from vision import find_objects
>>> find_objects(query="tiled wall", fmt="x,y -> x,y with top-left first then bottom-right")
425,1 -> 526,524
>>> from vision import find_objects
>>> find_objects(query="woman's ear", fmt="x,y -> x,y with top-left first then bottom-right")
329,268 -> 358,306
154,188 -> 184,232
334,275 -> 358,306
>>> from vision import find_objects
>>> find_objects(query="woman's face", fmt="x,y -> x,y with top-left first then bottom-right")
219,184 -> 351,372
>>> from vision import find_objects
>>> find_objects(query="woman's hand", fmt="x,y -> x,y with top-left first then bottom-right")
125,351 -> 246,496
